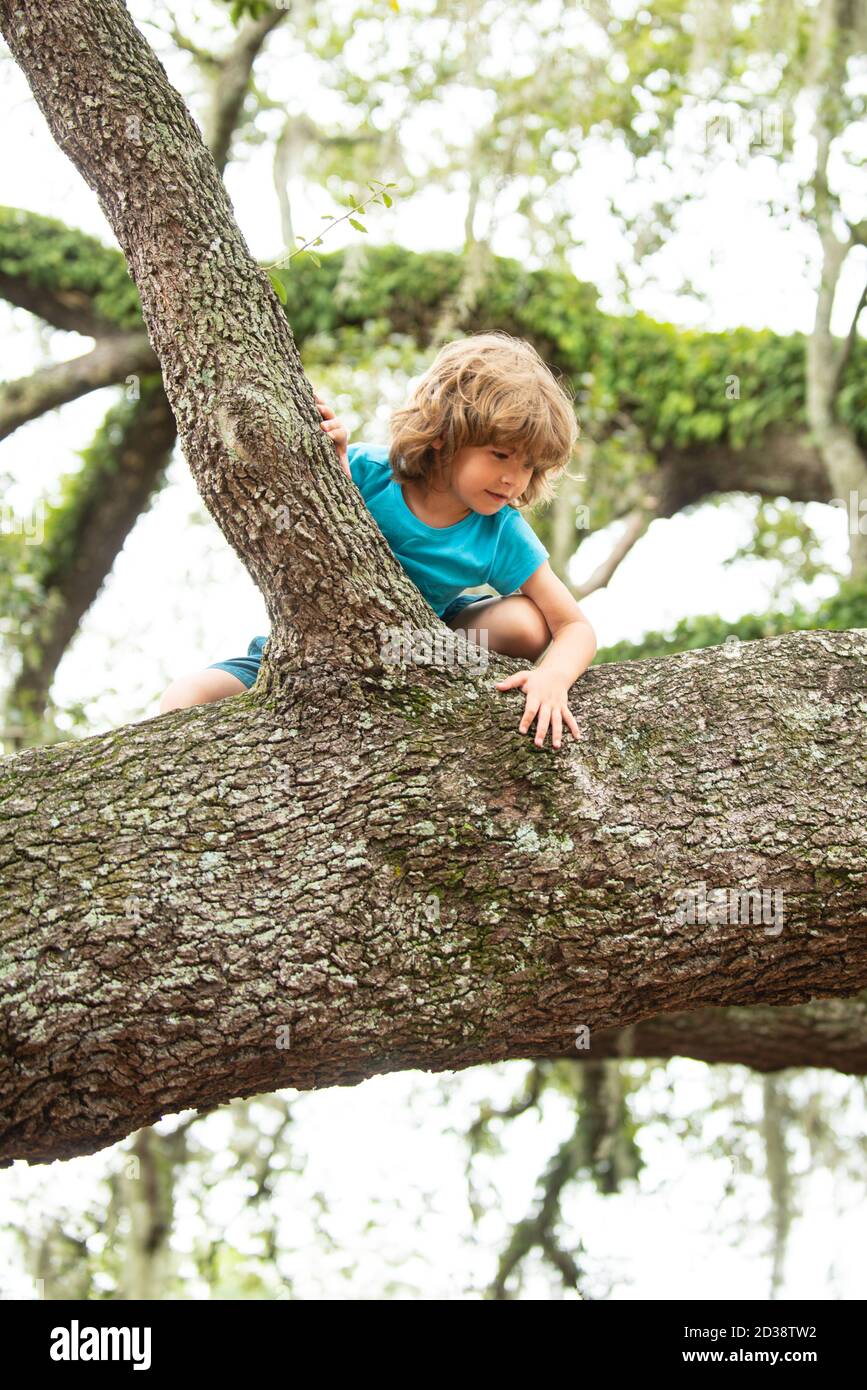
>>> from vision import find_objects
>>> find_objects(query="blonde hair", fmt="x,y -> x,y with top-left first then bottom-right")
388,331 -> 579,508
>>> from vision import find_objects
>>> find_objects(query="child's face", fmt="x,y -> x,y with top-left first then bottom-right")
432,440 -> 534,513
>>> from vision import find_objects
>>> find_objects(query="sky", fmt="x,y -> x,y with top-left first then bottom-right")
0,0 -> 865,1301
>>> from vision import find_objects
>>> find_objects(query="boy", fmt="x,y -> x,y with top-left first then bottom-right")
159,331 -> 596,748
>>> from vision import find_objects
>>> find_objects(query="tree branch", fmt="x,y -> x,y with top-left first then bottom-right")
206,7 -> 289,174
1,10 -> 283,724
0,206 -> 142,336
571,992 -> 867,1075
573,496 -> 660,599
6,379 -> 177,729
832,275 -> 867,398
1,626 -> 867,1164
0,333 -> 157,441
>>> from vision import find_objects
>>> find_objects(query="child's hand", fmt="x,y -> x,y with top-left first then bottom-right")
314,392 -> 350,478
495,669 -> 581,750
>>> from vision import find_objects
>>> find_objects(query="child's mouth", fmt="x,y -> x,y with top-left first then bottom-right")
485,490 -> 509,501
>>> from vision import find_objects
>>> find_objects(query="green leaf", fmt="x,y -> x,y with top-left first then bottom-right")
268,269 -> 287,303
348,218 -> 368,233
382,193 -> 392,207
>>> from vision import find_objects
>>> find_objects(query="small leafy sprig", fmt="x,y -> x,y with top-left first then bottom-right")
264,180 -> 398,301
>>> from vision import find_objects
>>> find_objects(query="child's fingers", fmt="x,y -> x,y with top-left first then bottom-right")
551,708 -> 563,750
533,703 -> 552,747
563,707 -> 581,740
495,671 -> 529,690
518,695 -> 541,735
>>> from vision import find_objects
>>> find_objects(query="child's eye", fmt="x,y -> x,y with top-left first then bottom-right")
491,449 -> 531,464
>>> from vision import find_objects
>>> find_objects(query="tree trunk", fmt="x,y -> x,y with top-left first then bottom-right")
2,0 -> 867,1168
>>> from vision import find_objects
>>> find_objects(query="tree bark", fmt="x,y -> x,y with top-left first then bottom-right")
2,0 -> 867,1168
1,12 -> 286,728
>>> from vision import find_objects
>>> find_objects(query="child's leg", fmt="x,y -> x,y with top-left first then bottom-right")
158,669 -> 246,713
159,635 -> 267,713
446,594 -> 550,662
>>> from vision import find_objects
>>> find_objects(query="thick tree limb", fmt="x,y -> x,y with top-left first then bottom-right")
0,267 -> 124,339
657,428 -> 837,512
2,10 -> 280,723
2,628 -> 867,1164
0,206 -> 143,336
564,427 -> 837,598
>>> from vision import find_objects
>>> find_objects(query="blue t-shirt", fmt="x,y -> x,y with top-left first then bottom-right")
348,443 -> 549,617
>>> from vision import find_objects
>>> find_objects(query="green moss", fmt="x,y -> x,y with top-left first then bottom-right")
0,206 -> 143,329
278,240 -> 867,462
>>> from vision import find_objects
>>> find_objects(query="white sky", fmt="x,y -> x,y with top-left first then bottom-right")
0,0 -> 865,1301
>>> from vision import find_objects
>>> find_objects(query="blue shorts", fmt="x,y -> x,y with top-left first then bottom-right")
441,594 -> 492,623
207,634 -> 268,689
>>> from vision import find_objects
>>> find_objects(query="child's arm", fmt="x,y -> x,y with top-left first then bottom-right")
315,392 -> 350,478
495,561 -> 596,750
